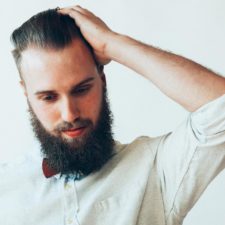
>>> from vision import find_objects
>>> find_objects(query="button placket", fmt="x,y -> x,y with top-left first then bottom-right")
63,177 -> 80,225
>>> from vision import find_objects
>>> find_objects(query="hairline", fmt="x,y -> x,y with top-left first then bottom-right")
13,37 -> 99,81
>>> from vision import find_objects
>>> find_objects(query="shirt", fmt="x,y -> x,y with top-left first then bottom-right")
0,94 -> 225,225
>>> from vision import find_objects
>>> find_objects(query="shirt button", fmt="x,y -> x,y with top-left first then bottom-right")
67,218 -> 73,224
65,183 -> 72,190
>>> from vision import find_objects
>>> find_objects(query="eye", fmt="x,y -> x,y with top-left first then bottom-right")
73,85 -> 92,95
41,94 -> 58,102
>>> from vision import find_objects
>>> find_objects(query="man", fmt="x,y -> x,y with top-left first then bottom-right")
0,5 -> 225,225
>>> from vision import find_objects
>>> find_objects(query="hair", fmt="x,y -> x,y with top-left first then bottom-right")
11,8 -> 93,77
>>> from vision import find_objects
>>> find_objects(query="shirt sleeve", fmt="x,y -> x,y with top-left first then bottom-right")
155,94 -> 225,223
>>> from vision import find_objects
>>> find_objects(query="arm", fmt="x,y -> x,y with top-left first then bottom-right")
59,6 -> 225,112
155,94 -> 225,221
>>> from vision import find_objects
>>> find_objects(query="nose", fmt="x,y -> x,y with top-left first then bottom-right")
60,97 -> 80,123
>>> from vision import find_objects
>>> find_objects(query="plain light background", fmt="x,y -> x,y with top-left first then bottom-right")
0,0 -> 225,224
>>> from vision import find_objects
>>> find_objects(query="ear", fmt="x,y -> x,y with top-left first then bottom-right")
98,65 -> 106,86
20,80 -> 28,97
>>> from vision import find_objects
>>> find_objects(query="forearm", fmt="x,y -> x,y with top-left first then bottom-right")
60,6 -> 225,111
105,33 -> 225,111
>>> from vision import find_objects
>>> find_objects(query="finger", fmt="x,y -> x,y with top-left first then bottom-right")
58,8 -> 86,27
72,5 -> 96,17
58,8 -> 79,15
59,5 -> 84,14
59,7 -> 90,20
60,5 -> 96,19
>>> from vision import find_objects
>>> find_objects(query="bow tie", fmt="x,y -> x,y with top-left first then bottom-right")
42,158 -> 85,180
42,158 -> 59,178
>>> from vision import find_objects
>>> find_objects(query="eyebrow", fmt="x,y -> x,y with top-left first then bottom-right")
34,76 -> 95,96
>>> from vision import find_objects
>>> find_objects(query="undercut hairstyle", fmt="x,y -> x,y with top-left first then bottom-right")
11,8 -> 94,78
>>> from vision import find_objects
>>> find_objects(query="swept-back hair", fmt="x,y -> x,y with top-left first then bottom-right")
11,8 -> 92,76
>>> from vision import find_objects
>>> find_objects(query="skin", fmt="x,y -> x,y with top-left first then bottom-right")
59,6 -> 225,112
20,38 -> 105,139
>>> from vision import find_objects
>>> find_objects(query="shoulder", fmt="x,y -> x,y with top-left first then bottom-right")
118,135 -> 165,152
0,145 -> 43,186
114,135 -> 166,163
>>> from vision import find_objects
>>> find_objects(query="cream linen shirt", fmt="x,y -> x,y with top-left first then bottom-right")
1,94 -> 225,225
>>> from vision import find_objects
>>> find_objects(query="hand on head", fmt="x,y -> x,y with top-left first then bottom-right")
59,5 -> 113,65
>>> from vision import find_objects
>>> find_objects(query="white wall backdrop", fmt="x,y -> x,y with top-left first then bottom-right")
0,0 -> 225,224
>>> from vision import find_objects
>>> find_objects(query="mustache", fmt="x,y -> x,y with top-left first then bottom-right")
54,119 -> 93,132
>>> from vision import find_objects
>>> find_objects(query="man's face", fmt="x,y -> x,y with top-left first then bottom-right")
20,39 -> 114,175
21,39 -> 104,138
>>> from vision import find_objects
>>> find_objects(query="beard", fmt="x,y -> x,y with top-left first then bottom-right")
29,88 -> 115,176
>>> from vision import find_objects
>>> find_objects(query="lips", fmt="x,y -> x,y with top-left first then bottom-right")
62,127 -> 86,138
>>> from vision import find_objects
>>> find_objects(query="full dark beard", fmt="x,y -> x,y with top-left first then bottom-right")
29,89 -> 115,176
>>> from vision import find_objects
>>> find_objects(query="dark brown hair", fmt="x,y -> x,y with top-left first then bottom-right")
11,9 -> 92,77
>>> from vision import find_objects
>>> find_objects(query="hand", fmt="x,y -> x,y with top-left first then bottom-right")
59,5 -> 114,65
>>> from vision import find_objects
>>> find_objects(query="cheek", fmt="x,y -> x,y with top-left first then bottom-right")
81,85 -> 103,122
29,99 -> 59,131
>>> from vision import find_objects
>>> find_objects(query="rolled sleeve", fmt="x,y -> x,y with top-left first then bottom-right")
190,94 -> 225,145
156,94 -> 225,221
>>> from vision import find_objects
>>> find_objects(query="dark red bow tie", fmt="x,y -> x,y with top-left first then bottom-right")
42,158 -> 86,180
42,158 -> 59,178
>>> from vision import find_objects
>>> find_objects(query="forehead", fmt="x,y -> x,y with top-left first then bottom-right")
20,39 -> 98,91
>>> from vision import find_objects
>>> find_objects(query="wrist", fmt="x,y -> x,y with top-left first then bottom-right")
104,32 -> 126,60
